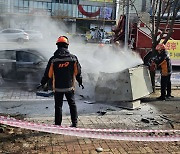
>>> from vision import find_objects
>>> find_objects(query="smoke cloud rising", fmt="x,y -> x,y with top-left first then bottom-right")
0,16 -> 143,99
71,43 -> 143,99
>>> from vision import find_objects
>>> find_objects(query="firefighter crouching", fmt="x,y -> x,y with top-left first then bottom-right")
153,43 -> 173,101
38,36 -> 84,127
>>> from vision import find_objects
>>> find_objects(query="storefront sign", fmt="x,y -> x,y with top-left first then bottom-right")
165,40 -> 180,60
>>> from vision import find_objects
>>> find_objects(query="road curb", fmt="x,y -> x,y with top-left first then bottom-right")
0,98 -> 53,102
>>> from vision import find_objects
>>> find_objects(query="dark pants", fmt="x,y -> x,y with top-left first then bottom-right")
161,74 -> 171,98
54,90 -> 78,126
150,70 -> 156,92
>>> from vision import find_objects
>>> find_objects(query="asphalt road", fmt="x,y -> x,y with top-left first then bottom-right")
0,92 -> 179,119
0,97 -> 122,118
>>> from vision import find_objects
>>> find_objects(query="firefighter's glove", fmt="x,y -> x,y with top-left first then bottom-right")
79,83 -> 84,89
150,61 -> 156,72
36,83 -> 43,90
77,75 -> 84,89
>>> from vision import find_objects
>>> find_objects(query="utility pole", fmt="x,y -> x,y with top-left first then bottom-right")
124,0 -> 129,49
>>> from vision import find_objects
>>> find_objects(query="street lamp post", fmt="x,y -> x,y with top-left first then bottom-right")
125,0 -> 129,49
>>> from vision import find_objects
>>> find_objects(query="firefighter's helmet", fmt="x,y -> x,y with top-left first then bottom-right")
56,36 -> 69,45
156,43 -> 166,51
114,41 -> 120,46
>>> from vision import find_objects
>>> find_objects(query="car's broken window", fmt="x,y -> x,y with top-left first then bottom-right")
16,51 -> 42,63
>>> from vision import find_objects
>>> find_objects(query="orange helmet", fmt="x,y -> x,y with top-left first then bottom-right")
156,43 -> 166,51
56,36 -> 69,45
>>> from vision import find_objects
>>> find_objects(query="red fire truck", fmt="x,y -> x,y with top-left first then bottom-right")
113,15 -> 180,66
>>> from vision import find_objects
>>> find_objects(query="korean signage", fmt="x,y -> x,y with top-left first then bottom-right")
81,0 -> 113,3
165,40 -> 180,60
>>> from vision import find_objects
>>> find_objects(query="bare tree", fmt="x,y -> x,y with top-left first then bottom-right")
130,0 -> 179,92
131,0 -> 180,53
151,0 -> 179,51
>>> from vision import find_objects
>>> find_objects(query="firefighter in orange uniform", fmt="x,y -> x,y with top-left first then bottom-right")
154,43 -> 173,101
40,36 -> 84,127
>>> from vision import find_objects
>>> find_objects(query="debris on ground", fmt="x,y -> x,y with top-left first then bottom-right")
168,122 -> 175,129
160,115 -> 180,123
152,120 -> 160,125
97,110 -> 107,116
141,118 -> 150,123
126,112 -> 134,115
96,147 -> 103,152
141,117 -> 162,126
106,108 -> 116,111
83,101 -> 94,104
36,91 -> 54,97
0,125 -> 5,133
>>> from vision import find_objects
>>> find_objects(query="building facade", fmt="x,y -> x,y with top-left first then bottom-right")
0,0 -> 117,34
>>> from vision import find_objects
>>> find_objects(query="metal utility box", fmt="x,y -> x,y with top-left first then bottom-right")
95,65 -> 153,102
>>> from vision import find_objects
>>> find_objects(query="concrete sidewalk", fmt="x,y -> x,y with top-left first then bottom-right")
0,88 -> 53,101
0,88 -> 180,153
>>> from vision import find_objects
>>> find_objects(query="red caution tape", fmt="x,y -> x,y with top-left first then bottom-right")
0,116 -> 179,142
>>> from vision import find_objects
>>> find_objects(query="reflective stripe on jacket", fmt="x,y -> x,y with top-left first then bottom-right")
41,47 -> 82,92
155,50 -> 172,76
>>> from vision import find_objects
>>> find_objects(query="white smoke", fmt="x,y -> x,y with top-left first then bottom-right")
0,15 -> 143,98
70,42 -> 143,100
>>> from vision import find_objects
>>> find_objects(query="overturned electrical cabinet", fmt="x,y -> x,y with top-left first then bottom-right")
95,65 -> 153,102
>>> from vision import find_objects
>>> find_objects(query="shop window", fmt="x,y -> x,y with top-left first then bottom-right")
87,6 -> 91,12
29,1 -> 33,9
48,3 -> 51,9
37,2 -> 43,9
24,0 -> 28,8
14,0 -> 19,7
34,2 -> 38,8
71,0 -> 78,4
68,5 -> 72,16
64,0 -> 68,4
52,0 -> 59,2
43,2 -> 47,9
19,0 -> 23,7
63,4 -> 68,12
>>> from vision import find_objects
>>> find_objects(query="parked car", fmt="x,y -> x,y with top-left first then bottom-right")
101,37 -> 112,44
0,28 -> 29,43
24,30 -> 43,40
0,48 -> 49,89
